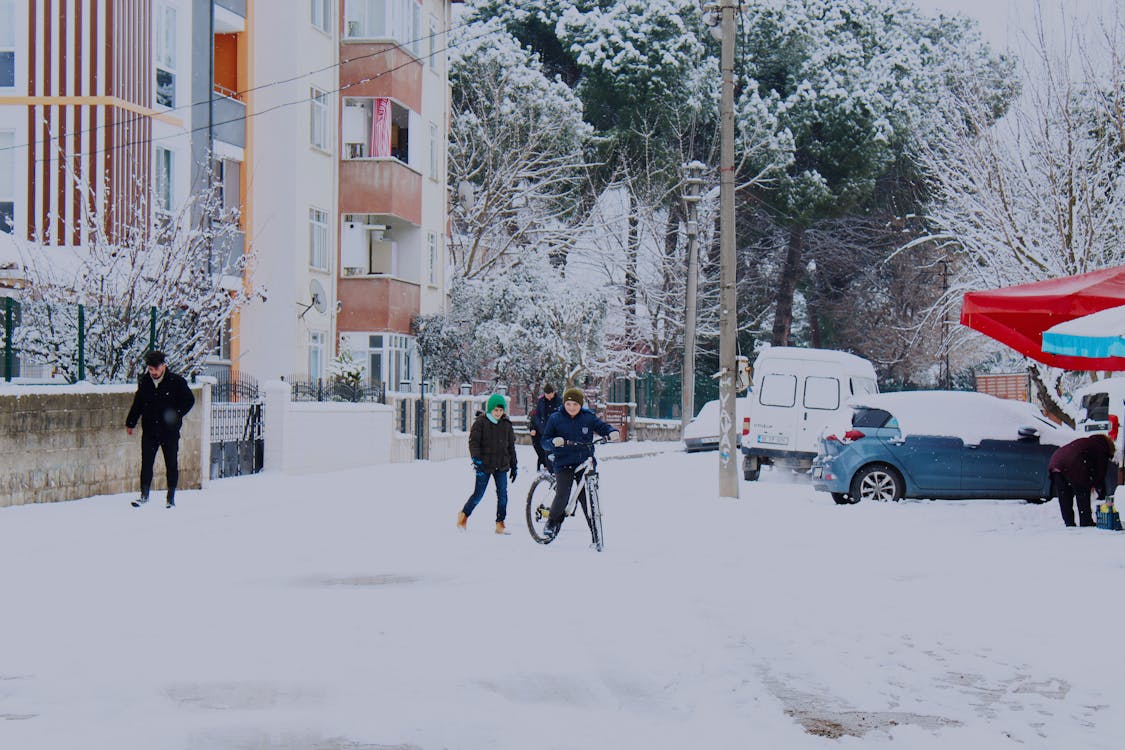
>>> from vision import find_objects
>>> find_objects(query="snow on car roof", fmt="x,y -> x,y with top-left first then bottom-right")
846,390 -> 1077,446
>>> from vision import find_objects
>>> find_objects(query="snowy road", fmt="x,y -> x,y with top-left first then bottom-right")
0,443 -> 1122,749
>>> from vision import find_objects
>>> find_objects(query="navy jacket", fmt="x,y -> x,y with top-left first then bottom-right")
541,406 -> 617,468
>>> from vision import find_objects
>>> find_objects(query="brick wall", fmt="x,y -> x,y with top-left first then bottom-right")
0,385 -> 204,508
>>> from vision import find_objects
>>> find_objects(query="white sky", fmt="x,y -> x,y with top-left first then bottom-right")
915,0 -> 1119,51
1,443 -> 1123,748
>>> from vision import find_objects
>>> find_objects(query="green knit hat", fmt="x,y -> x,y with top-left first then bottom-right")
486,393 -> 507,412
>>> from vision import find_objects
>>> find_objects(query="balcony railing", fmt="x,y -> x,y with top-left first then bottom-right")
211,93 -> 246,149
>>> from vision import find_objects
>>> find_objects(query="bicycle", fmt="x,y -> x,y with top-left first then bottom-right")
525,436 -> 608,551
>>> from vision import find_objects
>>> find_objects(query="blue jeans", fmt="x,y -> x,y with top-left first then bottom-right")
462,469 -> 509,522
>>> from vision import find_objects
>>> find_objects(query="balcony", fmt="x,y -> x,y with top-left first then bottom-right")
211,92 -> 245,149
339,159 -> 422,225
337,276 -> 421,335
215,0 -> 247,19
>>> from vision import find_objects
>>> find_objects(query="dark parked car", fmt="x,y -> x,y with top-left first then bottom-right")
812,391 -> 1076,504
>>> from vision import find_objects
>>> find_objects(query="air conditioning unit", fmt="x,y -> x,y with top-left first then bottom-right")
342,221 -> 367,271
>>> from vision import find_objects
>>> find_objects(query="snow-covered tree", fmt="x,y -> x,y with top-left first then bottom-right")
416,251 -> 624,393
328,350 -> 367,389
9,172 -> 256,383
915,6 -> 1125,417
448,19 -> 595,279
734,0 -> 1016,345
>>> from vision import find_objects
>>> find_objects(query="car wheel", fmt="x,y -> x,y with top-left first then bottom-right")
831,492 -> 856,505
742,455 -> 760,481
850,464 -> 904,503
1024,497 -> 1049,505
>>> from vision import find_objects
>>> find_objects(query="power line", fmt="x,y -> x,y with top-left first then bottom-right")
0,17 -> 477,156
18,24 -> 498,165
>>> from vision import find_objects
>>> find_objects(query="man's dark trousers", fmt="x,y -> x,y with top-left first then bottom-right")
141,433 -> 180,501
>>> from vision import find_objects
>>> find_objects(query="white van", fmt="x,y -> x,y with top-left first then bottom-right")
740,347 -> 878,480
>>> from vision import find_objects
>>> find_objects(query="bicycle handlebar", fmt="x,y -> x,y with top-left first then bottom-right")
552,436 -> 612,448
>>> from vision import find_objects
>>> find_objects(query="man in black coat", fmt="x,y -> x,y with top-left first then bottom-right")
1048,433 -> 1115,527
125,351 -> 196,508
529,383 -> 560,472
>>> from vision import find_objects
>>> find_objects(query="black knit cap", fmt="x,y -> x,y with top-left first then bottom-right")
562,387 -> 584,406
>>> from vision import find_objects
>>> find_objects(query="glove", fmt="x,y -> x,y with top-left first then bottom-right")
608,431 -> 620,442
509,467 -> 518,483
472,458 -> 485,475
552,437 -> 565,447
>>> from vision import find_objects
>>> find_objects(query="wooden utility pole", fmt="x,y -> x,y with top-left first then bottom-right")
680,161 -> 705,431
717,0 -> 739,498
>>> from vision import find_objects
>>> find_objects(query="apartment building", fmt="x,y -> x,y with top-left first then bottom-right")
0,0 -> 249,376
1,0 -> 456,388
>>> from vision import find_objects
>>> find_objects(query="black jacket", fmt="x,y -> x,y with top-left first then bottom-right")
531,394 -> 561,434
541,406 -> 616,468
1048,434 -> 1115,496
469,413 -> 517,473
125,370 -> 196,439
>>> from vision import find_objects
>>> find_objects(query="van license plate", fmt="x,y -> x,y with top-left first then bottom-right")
757,433 -> 788,445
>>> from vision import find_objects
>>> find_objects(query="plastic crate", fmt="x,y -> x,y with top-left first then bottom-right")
1096,503 -> 1123,531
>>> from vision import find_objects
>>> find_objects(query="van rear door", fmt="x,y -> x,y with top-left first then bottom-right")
751,372 -> 798,451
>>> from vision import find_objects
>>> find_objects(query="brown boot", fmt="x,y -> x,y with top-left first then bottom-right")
495,521 -> 509,535
456,511 -> 467,530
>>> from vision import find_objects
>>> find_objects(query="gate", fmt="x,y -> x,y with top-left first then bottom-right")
210,374 -> 264,479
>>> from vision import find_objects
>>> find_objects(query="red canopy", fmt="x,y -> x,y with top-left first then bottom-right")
960,265 -> 1125,371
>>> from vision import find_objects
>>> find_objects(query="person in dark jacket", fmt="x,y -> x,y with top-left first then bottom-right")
458,393 -> 518,534
540,387 -> 618,542
1048,433 -> 1115,527
125,350 -> 196,508
529,383 -> 561,472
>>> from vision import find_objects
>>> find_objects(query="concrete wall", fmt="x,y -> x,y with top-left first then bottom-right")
0,384 -> 206,508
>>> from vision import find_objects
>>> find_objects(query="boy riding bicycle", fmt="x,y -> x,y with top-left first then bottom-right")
540,387 -> 619,541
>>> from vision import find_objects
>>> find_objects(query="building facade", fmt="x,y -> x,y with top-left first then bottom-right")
0,0 -> 249,376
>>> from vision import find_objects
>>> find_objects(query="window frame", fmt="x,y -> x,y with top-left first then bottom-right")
345,0 -> 423,55
0,0 -> 15,88
803,376 -> 841,411
308,330 -> 327,380
427,232 -> 437,285
428,121 -> 438,180
154,146 -> 174,213
310,0 -> 332,34
0,130 -> 13,233
758,374 -> 797,408
309,207 -> 330,270
154,3 -> 177,108
309,86 -> 330,151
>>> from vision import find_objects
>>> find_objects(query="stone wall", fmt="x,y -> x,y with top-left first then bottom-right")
0,385 -> 205,508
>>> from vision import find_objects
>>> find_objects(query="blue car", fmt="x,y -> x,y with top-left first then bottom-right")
812,391 -> 1077,504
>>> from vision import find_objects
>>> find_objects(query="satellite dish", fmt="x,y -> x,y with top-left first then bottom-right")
299,278 -> 328,319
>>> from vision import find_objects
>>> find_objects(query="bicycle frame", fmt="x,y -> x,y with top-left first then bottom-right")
526,436 -> 607,550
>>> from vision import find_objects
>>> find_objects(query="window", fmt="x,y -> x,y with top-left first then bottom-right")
364,333 -> 414,390
154,147 -> 174,212
428,121 -> 438,179
0,0 -> 14,88
852,407 -> 893,429
427,233 -> 437,285
758,374 -> 796,407
309,207 -> 329,270
850,377 -> 877,396
428,15 -> 438,68
0,131 -> 12,233
309,331 -> 326,379
309,87 -> 329,150
803,376 -> 840,410
345,0 -> 422,54
311,0 -> 332,33
154,4 -> 176,107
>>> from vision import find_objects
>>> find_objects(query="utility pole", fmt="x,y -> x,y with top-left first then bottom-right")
680,161 -> 705,431
716,0 -> 739,498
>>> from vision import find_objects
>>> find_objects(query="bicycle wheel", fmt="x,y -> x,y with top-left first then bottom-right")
526,473 -> 556,544
587,474 -> 604,552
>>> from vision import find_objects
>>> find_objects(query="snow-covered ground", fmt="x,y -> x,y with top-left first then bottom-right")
1,443 -> 1122,749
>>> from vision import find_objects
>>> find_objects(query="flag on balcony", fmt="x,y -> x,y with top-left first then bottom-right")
371,98 -> 392,158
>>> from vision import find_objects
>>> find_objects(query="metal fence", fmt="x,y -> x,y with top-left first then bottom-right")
209,372 -> 263,479
286,376 -> 386,403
